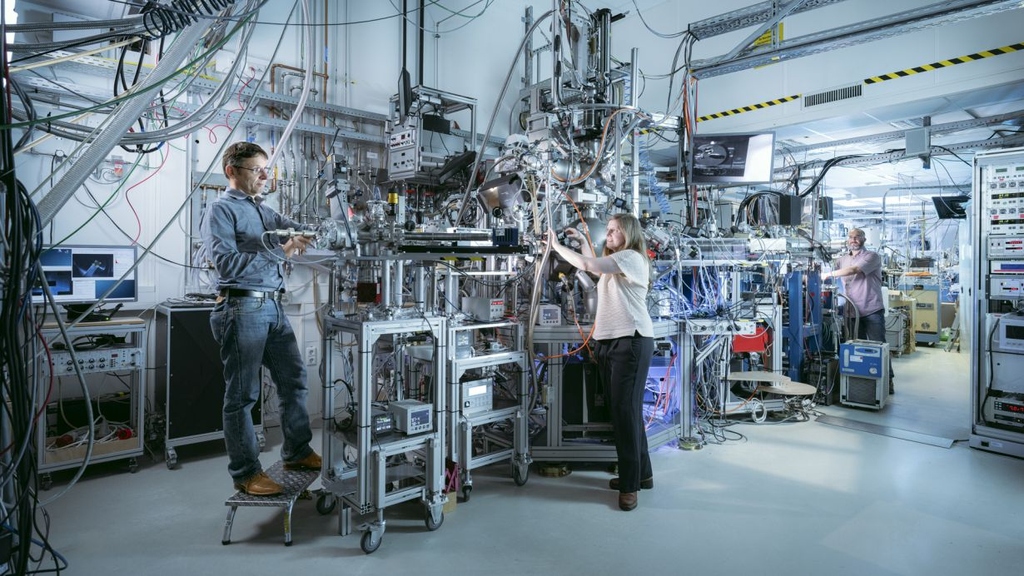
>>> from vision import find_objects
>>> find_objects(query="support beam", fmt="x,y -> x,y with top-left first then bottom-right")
690,0 -> 1019,79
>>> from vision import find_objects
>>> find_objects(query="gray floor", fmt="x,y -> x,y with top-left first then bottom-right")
39,345 -> 1024,576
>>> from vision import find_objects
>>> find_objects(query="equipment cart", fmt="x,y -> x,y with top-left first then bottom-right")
447,317 -> 531,500
317,314 -> 448,554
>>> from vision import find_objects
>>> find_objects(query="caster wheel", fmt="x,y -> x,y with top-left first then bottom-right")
513,464 -> 528,486
165,448 -> 178,470
315,493 -> 336,515
461,485 -> 472,502
41,475 -> 53,491
425,510 -> 443,531
256,432 -> 267,451
360,531 -> 381,554
128,458 -> 139,473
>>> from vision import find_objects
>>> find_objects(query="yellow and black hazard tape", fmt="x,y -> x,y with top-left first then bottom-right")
697,94 -> 800,122
865,42 -> 1024,84
696,41 -> 1022,122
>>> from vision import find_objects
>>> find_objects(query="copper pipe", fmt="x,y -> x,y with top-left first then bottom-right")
269,62 -> 330,156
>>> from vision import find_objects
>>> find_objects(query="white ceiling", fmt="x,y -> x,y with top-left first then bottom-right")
771,78 -> 1024,220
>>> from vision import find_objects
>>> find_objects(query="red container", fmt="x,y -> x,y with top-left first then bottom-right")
732,324 -> 771,353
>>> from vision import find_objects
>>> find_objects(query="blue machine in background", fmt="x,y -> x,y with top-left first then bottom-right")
839,340 -> 890,410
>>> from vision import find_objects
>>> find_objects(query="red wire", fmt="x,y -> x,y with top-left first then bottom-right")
125,146 -> 169,245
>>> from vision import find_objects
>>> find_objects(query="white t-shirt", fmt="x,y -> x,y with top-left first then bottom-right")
593,249 -> 655,340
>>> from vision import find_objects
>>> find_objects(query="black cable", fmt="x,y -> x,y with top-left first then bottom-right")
8,77 -> 36,150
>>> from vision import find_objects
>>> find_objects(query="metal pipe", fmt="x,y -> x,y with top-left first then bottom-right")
596,8 -> 611,102
403,231 -> 491,242
630,47 -> 640,216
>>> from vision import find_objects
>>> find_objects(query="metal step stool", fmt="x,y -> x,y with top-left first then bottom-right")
222,461 -> 318,546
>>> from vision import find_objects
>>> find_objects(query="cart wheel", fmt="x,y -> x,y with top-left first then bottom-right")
165,448 -> 178,470
461,485 -> 472,502
128,458 -> 139,473
425,509 -> 444,531
256,432 -> 267,450
40,474 -> 53,491
315,492 -> 336,515
360,531 -> 381,554
513,463 -> 529,486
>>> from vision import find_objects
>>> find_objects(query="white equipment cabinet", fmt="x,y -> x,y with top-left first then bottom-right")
969,147 -> 1024,458
36,318 -> 147,488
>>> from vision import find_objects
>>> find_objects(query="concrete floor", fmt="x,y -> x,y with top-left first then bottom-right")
37,345 -> 1024,576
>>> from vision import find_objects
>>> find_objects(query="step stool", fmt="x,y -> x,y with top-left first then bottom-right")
222,461 -> 318,546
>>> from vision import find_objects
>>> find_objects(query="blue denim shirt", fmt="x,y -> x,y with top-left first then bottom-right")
200,188 -> 305,292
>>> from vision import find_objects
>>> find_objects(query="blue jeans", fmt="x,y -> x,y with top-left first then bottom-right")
594,334 -> 655,493
210,297 -> 313,481
851,309 -> 885,342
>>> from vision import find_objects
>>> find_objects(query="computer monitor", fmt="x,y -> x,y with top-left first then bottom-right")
932,195 -> 970,219
690,132 -> 776,185
33,244 -> 139,306
397,67 -> 413,124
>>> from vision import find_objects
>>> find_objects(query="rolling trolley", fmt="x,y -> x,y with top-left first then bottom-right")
317,315 -> 448,553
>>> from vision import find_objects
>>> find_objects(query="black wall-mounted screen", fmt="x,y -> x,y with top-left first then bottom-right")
932,195 -> 970,219
690,132 -> 776,185
397,67 -> 413,124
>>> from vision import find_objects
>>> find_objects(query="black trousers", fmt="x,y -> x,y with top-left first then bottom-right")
594,333 -> 655,493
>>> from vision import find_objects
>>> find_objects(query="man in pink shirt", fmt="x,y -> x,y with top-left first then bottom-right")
822,228 -> 893,394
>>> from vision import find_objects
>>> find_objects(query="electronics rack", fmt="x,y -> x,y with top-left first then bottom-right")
969,147 -> 1024,458
36,318 -> 147,487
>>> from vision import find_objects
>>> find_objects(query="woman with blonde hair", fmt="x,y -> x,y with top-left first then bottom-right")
546,213 -> 655,511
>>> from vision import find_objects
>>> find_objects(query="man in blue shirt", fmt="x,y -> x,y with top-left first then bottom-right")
200,141 -> 320,496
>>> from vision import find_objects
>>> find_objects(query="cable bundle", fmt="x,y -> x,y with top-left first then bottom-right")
141,0 -> 238,39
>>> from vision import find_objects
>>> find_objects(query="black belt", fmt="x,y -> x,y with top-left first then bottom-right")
220,288 -> 283,300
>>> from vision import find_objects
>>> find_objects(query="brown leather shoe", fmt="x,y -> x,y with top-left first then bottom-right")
609,477 -> 654,491
618,492 -> 638,511
283,451 -> 322,471
234,471 -> 283,496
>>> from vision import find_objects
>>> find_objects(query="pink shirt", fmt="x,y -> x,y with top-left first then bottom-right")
834,249 -> 884,317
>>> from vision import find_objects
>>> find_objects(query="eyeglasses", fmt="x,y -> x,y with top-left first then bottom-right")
233,165 -> 268,176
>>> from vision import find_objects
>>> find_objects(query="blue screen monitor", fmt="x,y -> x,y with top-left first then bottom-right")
690,132 -> 776,185
33,245 -> 139,305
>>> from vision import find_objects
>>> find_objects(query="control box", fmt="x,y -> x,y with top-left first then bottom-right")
839,340 -> 889,410
462,296 -> 504,322
984,394 -> 1024,431
46,346 -> 145,376
388,399 -> 432,434
839,340 -> 887,378
460,378 -> 494,415
536,304 -> 561,326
